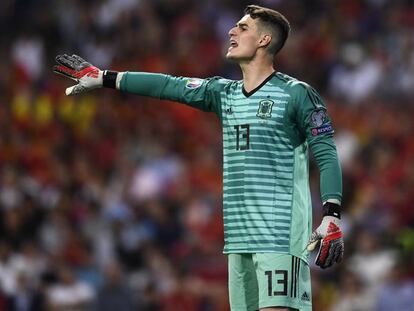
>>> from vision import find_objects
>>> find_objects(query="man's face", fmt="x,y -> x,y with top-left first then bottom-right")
226,15 -> 262,61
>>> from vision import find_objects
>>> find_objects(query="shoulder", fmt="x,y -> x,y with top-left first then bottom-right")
274,72 -> 314,96
204,77 -> 241,96
205,76 -> 236,86
210,76 -> 239,88
275,72 -> 325,108
192,76 -> 237,90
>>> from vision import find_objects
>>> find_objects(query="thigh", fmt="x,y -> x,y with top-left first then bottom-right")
228,253 -> 259,311
253,253 -> 312,311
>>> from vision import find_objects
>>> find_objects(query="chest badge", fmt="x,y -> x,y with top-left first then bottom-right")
256,99 -> 274,119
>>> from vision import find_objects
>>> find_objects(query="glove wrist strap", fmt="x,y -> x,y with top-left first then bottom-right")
103,70 -> 118,88
323,202 -> 341,219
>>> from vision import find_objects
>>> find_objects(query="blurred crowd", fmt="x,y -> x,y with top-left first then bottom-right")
0,0 -> 414,310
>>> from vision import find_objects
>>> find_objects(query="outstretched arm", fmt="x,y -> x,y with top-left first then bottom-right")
53,54 -> 224,114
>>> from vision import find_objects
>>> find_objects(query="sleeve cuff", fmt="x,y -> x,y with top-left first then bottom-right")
116,72 -> 126,90
322,198 -> 341,205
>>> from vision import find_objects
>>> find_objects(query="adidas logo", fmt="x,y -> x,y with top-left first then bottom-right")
327,221 -> 340,234
225,107 -> 233,115
301,292 -> 310,302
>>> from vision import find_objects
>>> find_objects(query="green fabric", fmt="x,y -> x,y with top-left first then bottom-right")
279,72 -> 342,203
120,72 -> 223,115
228,253 -> 312,311
120,71 -> 342,259
220,78 -> 296,256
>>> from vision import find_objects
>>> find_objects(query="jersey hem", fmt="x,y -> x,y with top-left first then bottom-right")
223,249 -> 309,264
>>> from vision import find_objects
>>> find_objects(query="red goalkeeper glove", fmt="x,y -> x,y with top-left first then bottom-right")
53,54 -> 118,95
307,202 -> 344,269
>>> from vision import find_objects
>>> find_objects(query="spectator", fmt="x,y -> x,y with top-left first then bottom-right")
330,270 -> 375,311
347,229 -> 396,293
7,271 -> 45,311
94,262 -> 135,311
0,1 -> 413,310
328,42 -> 383,103
375,259 -> 414,311
46,266 -> 95,311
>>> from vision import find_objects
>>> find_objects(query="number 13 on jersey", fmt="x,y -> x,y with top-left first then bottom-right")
234,124 -> 250,150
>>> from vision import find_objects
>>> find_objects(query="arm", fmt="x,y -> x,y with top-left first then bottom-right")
294,83 -> 344,269
53,54 -> 223,114
309,129 -> 342,205
120,72 -> 223,113
296,85 -> 342,204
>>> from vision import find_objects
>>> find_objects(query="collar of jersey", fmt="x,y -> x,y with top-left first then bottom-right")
242,71 -> 276,98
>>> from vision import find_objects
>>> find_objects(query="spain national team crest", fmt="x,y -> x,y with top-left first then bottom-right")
256,99 -> 274,119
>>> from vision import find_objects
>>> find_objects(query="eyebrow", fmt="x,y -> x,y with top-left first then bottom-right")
236,22 -> 249,28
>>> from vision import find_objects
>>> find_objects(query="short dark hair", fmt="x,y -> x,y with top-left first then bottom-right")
244,5 -> 290,55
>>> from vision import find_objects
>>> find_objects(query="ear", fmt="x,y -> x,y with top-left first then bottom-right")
259,34 -> 272,48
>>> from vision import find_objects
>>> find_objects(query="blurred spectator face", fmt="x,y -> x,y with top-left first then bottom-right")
11,33 -> 44,83
341,271 -> 363,294
0,241 -> 11,262
341,43 -> 365,69
103,262 -> 123,287
0,166 -> 21,209
356,230 -> 377,254
226,15 -> 263,61
58,267 -> 75,285
4,209 -> 21,231
16,272 -> 30,291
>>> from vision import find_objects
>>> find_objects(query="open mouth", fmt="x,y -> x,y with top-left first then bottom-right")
229,40 -> 238,49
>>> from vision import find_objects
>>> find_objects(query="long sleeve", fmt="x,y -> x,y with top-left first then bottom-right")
309,134 -> 342,203
119,72 -> 228,116
293,83 -> 343,203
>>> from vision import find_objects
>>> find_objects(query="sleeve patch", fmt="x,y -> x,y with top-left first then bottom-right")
311,122 -> 334,136
185,78 -> 203,89
311,110 -> 326,127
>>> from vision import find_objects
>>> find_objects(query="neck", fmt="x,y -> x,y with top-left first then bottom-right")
240,57 -> 275,93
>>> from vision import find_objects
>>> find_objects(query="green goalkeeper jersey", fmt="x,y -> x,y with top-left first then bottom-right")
120,71 -> 342,261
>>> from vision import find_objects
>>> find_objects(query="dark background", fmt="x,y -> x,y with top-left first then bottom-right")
0,0 -> 413,310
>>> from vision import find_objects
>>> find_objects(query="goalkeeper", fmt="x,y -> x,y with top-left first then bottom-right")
54,5 -> 343,311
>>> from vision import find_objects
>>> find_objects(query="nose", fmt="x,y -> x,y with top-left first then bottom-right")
228,26 -> 237,37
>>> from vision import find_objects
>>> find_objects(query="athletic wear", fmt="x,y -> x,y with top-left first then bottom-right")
120,71 -> 342,261
228,253 -> 312,311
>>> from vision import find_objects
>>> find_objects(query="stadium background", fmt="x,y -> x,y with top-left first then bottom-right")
0,0 -> 414,310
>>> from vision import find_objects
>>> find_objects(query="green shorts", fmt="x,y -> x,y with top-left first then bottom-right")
228,253 -> 312,311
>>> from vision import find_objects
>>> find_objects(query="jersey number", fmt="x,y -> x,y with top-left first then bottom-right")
264,257 -> 301,298
265,270 -> 288,296
234,124 -> 250,150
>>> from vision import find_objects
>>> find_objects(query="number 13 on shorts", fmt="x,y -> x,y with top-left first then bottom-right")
228,253 -> 312,311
